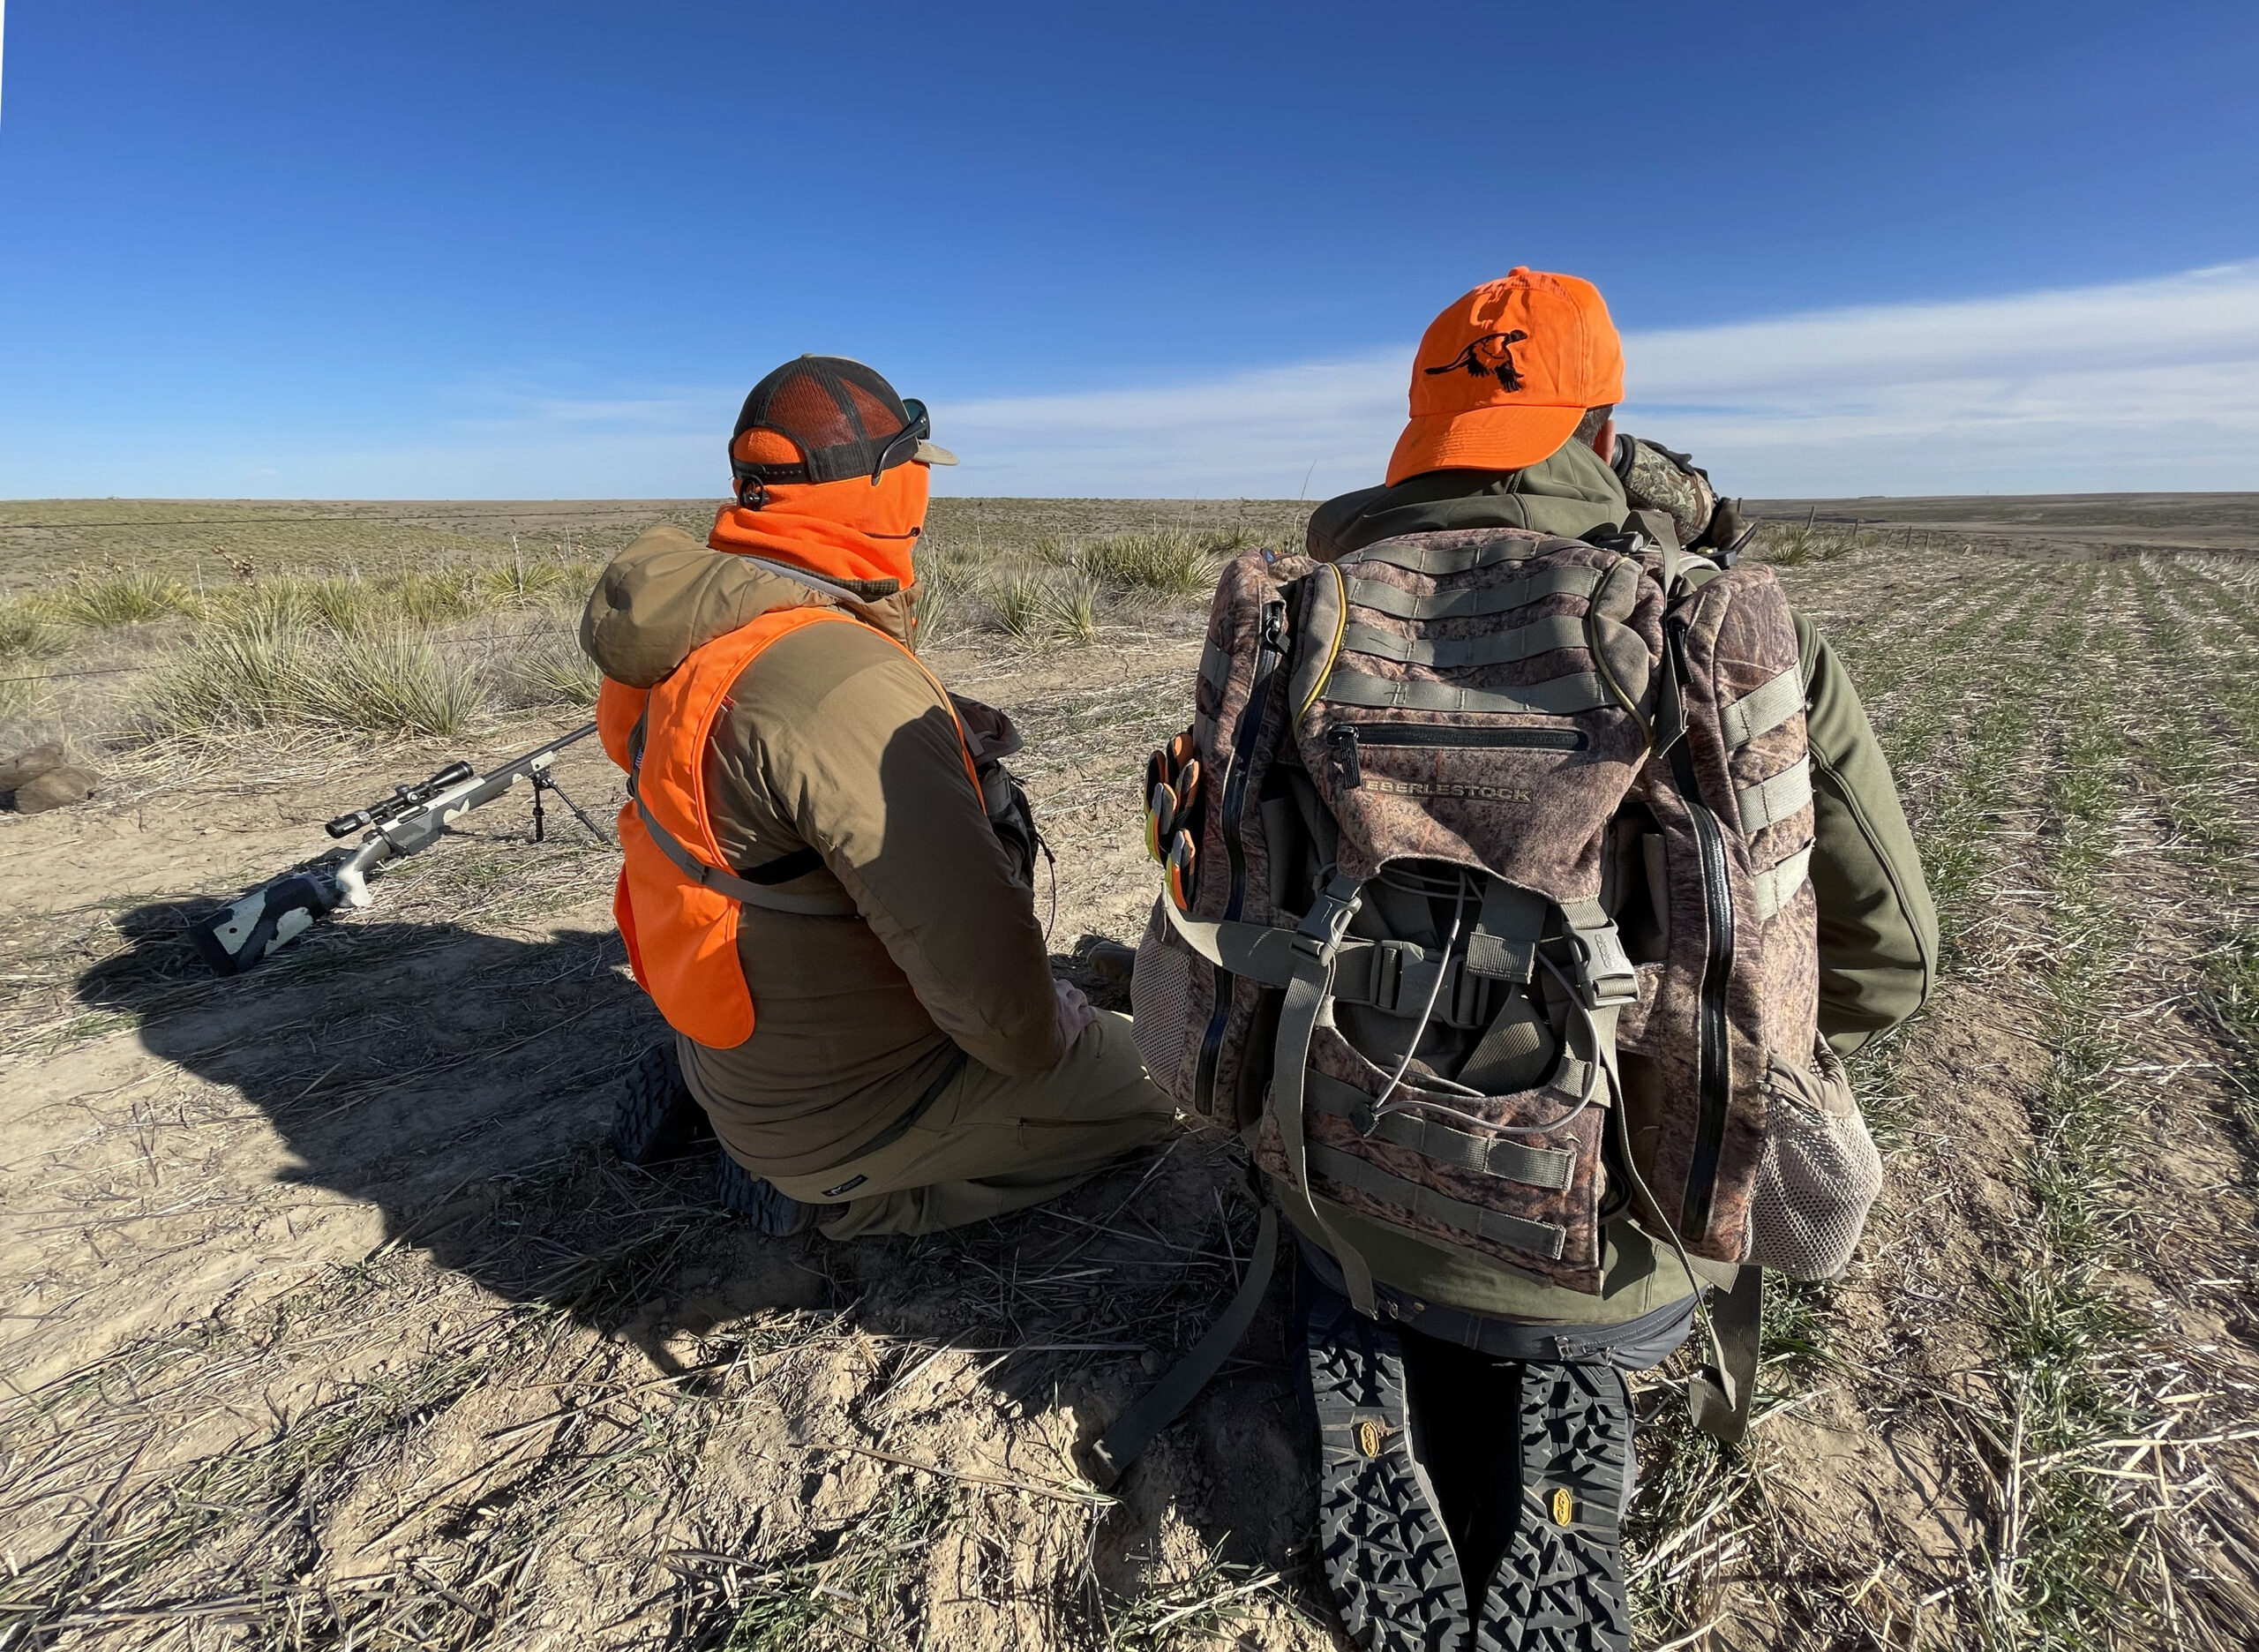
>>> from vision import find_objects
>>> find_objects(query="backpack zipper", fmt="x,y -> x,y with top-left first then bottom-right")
1337,723 -> 1587,751
1194,597 -> 1288,1115
1665,615 -> 1735,1243
1324,722 -> 1586,791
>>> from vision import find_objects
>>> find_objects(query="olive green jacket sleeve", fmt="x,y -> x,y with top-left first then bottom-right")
1795,612 -> 1940,1053
726,627 -> 1068,1081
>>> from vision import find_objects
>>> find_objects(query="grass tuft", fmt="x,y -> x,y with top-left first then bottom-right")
50,569 -> 199,626
492,636 -> 602,709
1753,522 -> 1852,567
1071,529 -> 1221,597
0,671 -> 46,723
1096,1542 -> 1287,1651
139,621 -> 484,737
0,598 -> 64,662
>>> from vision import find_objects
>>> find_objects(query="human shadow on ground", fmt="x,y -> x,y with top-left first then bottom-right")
78,902 -> 1313,1611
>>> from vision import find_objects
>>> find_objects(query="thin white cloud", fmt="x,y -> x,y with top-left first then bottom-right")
937,355 -> 1404,502
932,261 -> 2259,499
9,265 -> 2251,499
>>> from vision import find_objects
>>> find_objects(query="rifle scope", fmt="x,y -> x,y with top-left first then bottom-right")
325,761 -> 476,838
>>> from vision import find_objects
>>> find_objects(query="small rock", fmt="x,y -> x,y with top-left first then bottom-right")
12,766 -> 100,814
0,742 -> 65,792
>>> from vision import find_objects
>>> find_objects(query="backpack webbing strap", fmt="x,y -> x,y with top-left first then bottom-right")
1161,899 -> 1302,987
1340,615 -> 1588,670
1687,1264 -> 1762,1446
1305,1142 -> 1568,1258
1343,565 -> 1603,621
1720,665 -> 1804,749
1325,669 -> 1611,718
1334,941 -> 1490,1028
1466,879 -> 1547,982
1752,843 -> 1814,921
1632,509 -> 1685,596
634,795 -> 859,916
1305,1071 -> 1578,1189
1347,538 -> 1548,576
1087,1205 -> 1278,1491
1162,899 -> 1490,1027
1272,874 -> 1379,1315
1737,755 -> 1813,834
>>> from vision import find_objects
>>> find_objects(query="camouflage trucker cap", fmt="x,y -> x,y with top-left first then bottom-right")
729,356 -> 958,493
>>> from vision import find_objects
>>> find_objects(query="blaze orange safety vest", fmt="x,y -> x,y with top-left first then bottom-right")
598,605 -> 977,1048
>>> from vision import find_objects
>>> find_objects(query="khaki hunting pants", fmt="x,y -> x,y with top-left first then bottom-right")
762,1010 -> 1177,1238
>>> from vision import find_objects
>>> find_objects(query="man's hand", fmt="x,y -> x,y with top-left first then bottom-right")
1054,979 -> 1099,1048
1695,493 -> 1745,554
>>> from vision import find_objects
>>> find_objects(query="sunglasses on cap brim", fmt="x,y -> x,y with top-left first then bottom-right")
867,399 -> 934,484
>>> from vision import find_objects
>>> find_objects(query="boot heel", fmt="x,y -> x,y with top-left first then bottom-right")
1479,1362 -> 1632,1652
1307,1288 -> 1473,1652
609,1044 -> 715,1166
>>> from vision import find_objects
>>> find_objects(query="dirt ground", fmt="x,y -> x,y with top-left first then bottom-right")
2,500 -> 2255,1650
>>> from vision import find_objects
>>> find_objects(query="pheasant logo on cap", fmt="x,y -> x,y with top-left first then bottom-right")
1424,329 -> 1530,392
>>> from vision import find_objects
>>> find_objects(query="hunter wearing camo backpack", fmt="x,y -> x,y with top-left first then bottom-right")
1107,273 -> 1937,1651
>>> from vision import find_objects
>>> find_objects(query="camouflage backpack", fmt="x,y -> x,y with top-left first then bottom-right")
1118,520 -> 1878,1450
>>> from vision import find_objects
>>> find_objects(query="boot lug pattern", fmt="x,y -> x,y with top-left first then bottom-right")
1308,1294 -> 1473,1652
1476,1362 -> 1633,1652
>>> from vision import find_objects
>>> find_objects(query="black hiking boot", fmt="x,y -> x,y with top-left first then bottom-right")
609,1044 -> 717,1166
714,1153 -> 832,1237
1084,939 -> 1137,992
1302,1278 -> 1472,1652
1475,1362 -> 1633,1652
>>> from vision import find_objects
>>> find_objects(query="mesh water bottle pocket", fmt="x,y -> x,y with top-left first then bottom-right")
1745,1037 -> 1882,1280
1129,905 -> 1197,1109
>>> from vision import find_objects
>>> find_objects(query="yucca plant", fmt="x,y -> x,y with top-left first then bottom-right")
52,569 -> 196,627
139,621 -> 484,737
1043,570 -> 1103,644
493,636 -> 601,708
987,572 -> 1053,643
1073,529 -> 1220,596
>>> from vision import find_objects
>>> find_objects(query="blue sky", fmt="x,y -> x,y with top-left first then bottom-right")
2,2 -> 2255,499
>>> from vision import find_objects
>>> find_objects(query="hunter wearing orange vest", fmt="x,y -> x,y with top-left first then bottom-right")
582,357 -> 1175,1235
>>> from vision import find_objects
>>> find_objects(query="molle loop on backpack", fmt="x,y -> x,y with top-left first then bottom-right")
1290,561 -> 1349,719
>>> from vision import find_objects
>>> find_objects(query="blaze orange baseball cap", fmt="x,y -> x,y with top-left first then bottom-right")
1385,269 -> 1625,486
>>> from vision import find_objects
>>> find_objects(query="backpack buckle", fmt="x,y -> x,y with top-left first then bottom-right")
1366,942 -> 1407,1013
1293,872 -> 1365,964
1449,966 -> 1491,1028
1566,922 -> 1639,1010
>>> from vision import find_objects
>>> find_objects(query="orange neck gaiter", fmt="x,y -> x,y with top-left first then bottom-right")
707,461 -> 929,589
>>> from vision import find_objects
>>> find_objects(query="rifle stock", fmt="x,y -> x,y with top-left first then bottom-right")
188,872 -> 346,977
188,722 -> 600,975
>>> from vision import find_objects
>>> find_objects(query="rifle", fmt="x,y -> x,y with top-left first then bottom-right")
189,722 -> 609,976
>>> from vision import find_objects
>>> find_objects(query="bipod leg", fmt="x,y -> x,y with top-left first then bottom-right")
531,772 -> 549,843
539,772 -> 613,848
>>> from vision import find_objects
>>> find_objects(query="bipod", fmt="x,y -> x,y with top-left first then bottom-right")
531,770 -> 613,847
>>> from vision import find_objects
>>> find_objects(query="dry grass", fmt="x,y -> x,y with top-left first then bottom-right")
138,620 -> 490,738
0,501 -> 1302,754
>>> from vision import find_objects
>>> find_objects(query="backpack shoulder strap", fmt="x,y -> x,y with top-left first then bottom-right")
1087,1205 -> 1280,1490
